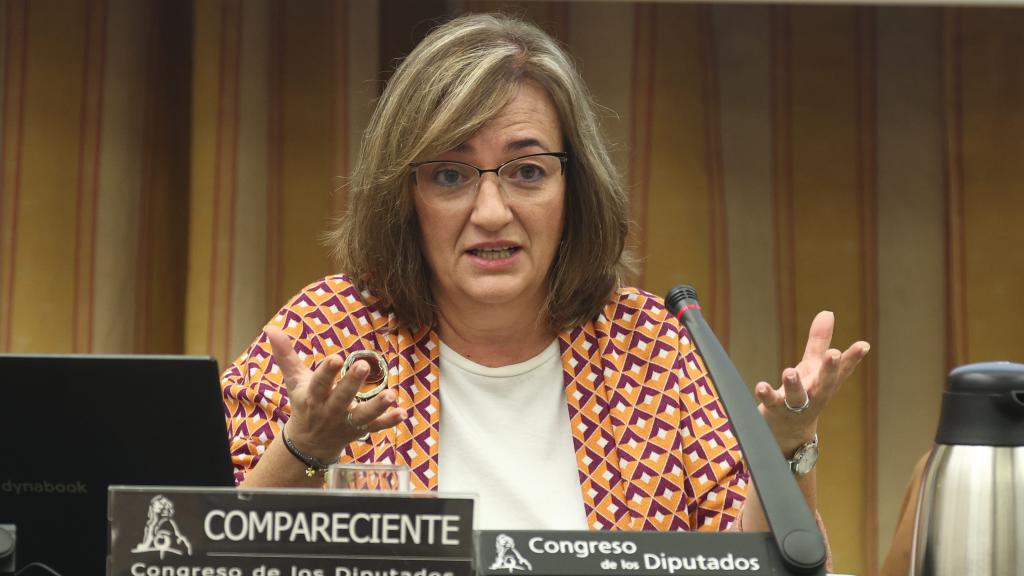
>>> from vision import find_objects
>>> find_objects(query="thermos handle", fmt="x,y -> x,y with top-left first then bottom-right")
1011,391 -> 1024,410
997,390 -> 1024,418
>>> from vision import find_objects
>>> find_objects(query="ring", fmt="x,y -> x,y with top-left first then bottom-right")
341,349 -> 389,402
346,411 -> 368,432
784,394 -> 811,414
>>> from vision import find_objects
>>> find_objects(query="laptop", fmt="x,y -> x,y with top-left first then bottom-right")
0,355 -> 237,575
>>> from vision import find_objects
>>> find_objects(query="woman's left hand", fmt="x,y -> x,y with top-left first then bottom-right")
754,310 -> 870,454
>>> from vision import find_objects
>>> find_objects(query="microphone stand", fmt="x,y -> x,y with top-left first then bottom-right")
666,285 -> 827,575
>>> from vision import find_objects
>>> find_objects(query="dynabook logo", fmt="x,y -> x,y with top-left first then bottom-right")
489,534 -> 533,573
0,479 -> 88,495
132,495 -> 193,559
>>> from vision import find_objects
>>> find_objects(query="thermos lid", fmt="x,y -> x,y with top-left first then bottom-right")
935,361 -> 1024,446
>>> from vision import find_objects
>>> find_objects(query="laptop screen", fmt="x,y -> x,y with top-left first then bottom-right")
0,354 -> 236,575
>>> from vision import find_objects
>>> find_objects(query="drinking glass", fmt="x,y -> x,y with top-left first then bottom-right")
326,463 -> 410,492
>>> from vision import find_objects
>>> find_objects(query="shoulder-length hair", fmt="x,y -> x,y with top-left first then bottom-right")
327,12 -> 631,331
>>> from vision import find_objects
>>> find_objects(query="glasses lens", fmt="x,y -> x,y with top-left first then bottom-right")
498,155 -> 562,193
416,162 -> 478,200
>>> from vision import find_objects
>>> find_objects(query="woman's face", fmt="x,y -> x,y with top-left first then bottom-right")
413,81 -> 566,315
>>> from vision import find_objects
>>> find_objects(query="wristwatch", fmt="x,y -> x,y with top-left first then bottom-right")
787,434 -> 819,476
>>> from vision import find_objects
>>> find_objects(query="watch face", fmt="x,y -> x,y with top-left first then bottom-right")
793,443 -> 819,475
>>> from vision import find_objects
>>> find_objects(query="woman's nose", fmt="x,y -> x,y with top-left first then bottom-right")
469,173 -> 514,229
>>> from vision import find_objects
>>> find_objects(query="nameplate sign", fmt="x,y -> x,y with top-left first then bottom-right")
477,530 -> 777,576
109,486 -> 475,576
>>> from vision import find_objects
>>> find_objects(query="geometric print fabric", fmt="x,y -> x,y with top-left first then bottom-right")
221,275 -> 748,532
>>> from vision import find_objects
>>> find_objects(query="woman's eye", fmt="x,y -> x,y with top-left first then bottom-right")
511,163 -> 545,182
433,168 -> 466,187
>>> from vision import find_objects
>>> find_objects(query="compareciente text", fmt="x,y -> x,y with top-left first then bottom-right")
203,510 -> 462,545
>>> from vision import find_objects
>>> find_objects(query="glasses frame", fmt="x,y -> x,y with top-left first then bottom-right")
409,152 -> 569,195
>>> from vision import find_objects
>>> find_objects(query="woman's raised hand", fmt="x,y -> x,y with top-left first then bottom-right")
753,311 -> 870,454
266,326 -> 407,463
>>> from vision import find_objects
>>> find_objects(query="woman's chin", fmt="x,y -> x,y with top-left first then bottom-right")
454,280 -> 542,310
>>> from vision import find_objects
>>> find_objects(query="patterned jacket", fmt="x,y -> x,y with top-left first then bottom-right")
222,275 -> 749,532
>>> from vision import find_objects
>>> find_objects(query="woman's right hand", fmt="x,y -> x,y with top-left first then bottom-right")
266,326 -> 408,464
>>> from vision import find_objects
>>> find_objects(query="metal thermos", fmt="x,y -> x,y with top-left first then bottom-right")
911,362 -> 1024,575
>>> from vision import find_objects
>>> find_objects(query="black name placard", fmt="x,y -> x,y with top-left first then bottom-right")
109,487 -> 475,576
477,530 -> 778,576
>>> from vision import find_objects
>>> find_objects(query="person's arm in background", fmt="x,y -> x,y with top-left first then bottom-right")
880,452 -> 931,576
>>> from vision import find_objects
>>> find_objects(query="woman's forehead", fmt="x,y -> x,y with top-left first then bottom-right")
447,82 -> 562,154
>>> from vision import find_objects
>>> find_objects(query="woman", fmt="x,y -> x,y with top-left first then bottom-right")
222,13 -> 869,534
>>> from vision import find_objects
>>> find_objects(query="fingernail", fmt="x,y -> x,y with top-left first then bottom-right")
352,361 -> 368,377
381,390 -> 395,403
786,374 -> 798,385
398,408 -> 408,420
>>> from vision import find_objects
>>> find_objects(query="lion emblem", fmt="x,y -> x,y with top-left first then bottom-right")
131,495 -> 193,558
489,533 -> 532,572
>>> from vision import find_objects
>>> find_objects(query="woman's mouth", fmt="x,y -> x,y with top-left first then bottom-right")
468,246 -> 520,260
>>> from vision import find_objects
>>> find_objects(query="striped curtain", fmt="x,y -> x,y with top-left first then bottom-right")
2,1 -> 1023,574
0,0 -> 191,354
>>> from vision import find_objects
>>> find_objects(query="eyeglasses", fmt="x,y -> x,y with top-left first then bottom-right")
410,152 -> 568,207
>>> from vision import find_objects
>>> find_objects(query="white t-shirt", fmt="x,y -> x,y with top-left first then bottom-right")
437,340 -> 590,530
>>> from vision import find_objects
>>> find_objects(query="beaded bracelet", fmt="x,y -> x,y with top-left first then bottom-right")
281,426 -> 329,478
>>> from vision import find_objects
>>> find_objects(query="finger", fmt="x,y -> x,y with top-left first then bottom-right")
326,359 -> 370,411
816,349 -> 842,395
781,368 -> 808,407
307,355 -> 344,400
802,311 -> 836,363
367,406 -> 409,431
346,389 -> 406,433
837,341 -> 871,382
755,381 -> 784,408
266,326 -> 307,393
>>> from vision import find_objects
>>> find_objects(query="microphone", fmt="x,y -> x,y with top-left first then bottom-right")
665,285 -> 826,574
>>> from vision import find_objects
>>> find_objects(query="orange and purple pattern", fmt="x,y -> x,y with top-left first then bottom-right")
222,275 -> 749,531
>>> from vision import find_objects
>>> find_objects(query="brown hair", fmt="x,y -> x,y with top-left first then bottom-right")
327,12 -> 631,331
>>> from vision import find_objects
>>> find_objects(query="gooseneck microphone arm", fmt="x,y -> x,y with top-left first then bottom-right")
665,285 -> 826,574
